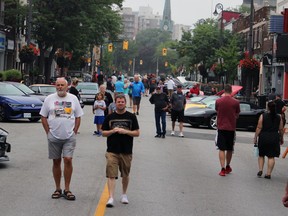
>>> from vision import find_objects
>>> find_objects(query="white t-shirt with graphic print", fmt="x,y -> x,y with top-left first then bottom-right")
40,93 -> 84,139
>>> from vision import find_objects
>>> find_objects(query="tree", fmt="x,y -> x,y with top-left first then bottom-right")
134,29 -> 172,74
214,34 -> 242,83
5,0 -> 124,83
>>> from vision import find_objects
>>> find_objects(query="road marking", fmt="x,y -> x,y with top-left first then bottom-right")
94,183 -> 109,216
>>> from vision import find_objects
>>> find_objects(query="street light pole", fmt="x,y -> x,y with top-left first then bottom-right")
213,3 -> 225,87
245,0 -> 254,102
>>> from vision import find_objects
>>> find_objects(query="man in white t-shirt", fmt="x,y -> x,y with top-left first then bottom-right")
167,77 -> 175,98
40,77 -> 84,201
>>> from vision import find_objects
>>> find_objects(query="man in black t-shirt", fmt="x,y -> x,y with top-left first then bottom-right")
102,94 -> 139,208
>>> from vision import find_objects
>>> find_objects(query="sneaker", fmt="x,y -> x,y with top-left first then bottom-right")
106,197 -> 114,207
93,131 -> 99,135
97,132 -> 102,137
162,134 -> 165,138
120,194 -> 129,204
179,132 -> 184,137
155,134 -> 161,138
219,168 -> 226,176
171,131 -> 175,136
225,165 -> 232,174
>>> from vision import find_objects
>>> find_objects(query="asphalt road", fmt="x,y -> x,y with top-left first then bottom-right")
0,96 -> 288,216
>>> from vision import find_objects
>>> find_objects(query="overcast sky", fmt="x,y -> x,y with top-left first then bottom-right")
122,0 -> 244,26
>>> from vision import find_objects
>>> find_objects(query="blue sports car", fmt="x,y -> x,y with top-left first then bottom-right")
0,82 -> 43,122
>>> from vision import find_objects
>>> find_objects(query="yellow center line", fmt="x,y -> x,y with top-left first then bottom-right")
94,183 -> 109,216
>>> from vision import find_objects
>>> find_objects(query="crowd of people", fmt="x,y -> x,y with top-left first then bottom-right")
39,73 -> 288,208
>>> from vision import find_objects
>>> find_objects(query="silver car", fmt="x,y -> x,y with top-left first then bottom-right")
76,82 -> 99,104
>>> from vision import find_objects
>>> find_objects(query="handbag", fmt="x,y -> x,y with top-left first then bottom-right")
253,144 -> 259,157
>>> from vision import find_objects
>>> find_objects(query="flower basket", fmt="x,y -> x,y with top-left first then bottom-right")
19,45 -> 37,63
239,52 -> 260,74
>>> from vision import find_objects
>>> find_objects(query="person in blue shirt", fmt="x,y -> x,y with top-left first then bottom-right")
129,74 -> 145,115
114,77 -> 124,97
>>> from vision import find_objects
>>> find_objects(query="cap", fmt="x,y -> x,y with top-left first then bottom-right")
177,85 -> 182,88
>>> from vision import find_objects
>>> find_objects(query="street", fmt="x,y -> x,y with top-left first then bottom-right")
0,96 -> 288,216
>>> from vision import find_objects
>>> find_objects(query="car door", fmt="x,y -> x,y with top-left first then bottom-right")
237,103 -> 252,128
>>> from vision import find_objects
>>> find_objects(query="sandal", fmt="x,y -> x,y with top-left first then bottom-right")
63,190 -> 76,201
51,189 -> 62,199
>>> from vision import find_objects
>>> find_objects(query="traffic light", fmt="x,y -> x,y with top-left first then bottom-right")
164,61 -> 168,67
162,48 -> 167,56
140,60 -> 143,65
123,40 -> 129,50
108,43 -> 113,52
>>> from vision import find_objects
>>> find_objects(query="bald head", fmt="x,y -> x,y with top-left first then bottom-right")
56,77 -> 68,97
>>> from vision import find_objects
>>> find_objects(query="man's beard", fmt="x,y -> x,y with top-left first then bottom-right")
57,90 -> 66,97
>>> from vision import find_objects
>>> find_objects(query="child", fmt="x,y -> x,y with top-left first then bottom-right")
93,93 -> 106,136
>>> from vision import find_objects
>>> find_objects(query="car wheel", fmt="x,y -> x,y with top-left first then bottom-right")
209,114 -> 217,129
29,118 -> 40,122
0,105 -> 7,122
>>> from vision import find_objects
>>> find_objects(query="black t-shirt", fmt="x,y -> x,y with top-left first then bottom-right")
149,92 -> 169,112
275,99 -> 285,114
102,111 -> 139,154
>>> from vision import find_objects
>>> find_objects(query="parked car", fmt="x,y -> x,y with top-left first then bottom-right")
29,84 -> 56,96
0,82 -> 43,122
4,81 -> 46,102
0,128 -> 11,162
184,97 -> 265,130
76,82 -> 99,104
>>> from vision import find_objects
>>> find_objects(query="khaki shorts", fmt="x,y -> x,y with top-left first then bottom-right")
105,152 -> 132,178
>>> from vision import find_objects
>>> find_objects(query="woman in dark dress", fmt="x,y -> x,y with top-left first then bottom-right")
254,101 -> 284,179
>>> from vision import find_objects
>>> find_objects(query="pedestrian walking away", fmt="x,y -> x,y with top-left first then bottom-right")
170,85 -> 186,137
166,77 -> 175,98
274,94 -> 286,126
215,84 -> 240,177
254,100 -> 284,179
93,93 -> 106,136
69,78 -> 80,100
40,77 -> 84,200
129,74 -> 145,115
102,94 -> 140,208
268,87 -> 276,101
97,71 -> 104,87
149,86 -> 169,138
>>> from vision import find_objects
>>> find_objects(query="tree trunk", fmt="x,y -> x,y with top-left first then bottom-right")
44,46 -> 57,83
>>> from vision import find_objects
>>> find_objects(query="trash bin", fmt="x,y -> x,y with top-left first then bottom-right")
258,95 -> 267,109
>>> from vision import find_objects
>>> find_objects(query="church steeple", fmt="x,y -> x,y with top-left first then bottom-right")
160,0 -> 173,32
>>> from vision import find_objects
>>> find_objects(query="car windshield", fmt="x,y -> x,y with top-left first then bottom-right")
0,84 -> 26,95
16,83 -> 35,94
41,86 -> 56,93
200,96 -> 219,104
77,83 -> 98,91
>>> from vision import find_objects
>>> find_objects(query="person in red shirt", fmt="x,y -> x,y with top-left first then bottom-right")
215,84 -> 240,177
189,83 -> 200,96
